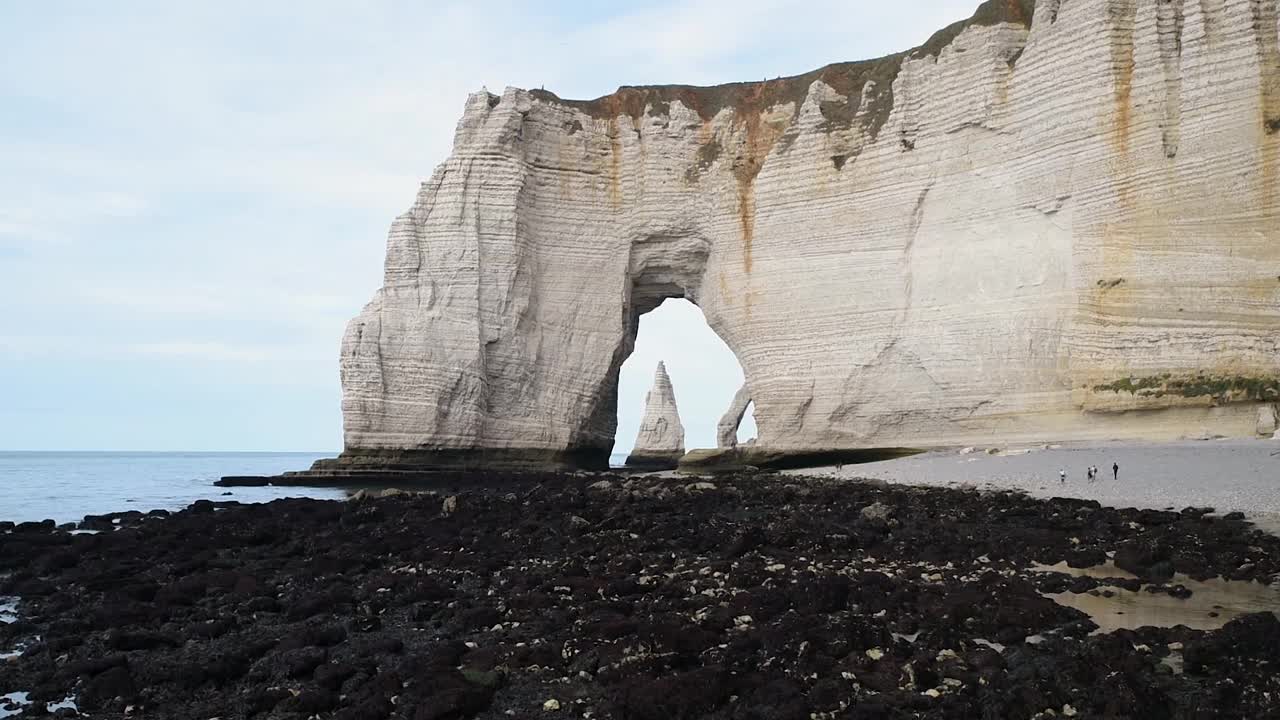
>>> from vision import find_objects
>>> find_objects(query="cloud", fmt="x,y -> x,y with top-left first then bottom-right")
92,191 -> 149,218
124,341 -> 273,363
0,208 -> 36,239
0,334 -> 281,365
79,284 -> 356,320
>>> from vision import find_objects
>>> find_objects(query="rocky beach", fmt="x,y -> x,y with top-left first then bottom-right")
3,473 -> 1279,719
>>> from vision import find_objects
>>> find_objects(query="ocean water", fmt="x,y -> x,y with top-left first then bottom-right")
0,452 -> 342,525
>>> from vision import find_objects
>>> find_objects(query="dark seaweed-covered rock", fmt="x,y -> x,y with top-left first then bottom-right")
1,473 -> 1277,719
1114,537 -> 1173,579
1184,612 -> 1280,673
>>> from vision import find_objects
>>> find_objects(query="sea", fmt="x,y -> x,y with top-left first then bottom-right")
0,452 -> 344,525
0,451 -> 636,525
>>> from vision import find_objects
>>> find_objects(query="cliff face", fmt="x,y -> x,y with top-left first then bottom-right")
625,361 -> 685,468
338,0 -> 1280,469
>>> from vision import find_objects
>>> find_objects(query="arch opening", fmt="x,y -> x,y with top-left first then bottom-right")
739,402 -> 757,445
611,298 -> 756,466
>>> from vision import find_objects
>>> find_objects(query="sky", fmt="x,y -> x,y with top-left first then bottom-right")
0,1 -> 981,452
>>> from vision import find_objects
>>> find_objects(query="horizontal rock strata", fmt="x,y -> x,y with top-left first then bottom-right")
625,362 -> 685,469
716,383 -> 754,450
335,0 -> 1280,470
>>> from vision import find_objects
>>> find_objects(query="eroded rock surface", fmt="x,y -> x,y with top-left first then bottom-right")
625,362 -> 684,468
1258,404 -> 1278,437
717,383 -> 753,450
336,0 -> 1280,470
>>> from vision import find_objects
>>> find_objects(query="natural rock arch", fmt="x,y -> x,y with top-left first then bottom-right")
585,230 -> 761,462
324,0 -> 1280,474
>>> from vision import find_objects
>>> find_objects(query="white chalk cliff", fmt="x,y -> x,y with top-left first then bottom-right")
1260,403 -> 1279,436
332,0 -> 1280,471
625,362 -> 685,467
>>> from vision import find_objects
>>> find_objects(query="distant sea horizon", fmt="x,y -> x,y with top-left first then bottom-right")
0,451 -> 341,525
0,450 -> 636,525
0,450 -> 341,455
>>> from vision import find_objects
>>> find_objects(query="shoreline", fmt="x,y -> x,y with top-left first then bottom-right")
3,473 -> 1279,718
790,438 -> 1280,534
222,438 -> 1280,537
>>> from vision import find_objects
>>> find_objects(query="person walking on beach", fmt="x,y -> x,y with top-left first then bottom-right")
1059,469 -> 1066,484
1112,462 -> 1119,481
1086,466 -> 1094,482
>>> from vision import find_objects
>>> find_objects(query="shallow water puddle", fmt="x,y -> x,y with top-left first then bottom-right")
0,692 -> 73,718
0,692 -> 30,719
1033,563 -> 1280,633
1031,561 -> 1137,580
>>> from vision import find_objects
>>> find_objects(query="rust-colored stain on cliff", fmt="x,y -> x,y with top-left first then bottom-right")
737,182 -> 756,273
1109,0 -> 1138,210
1003,0 -> 1029,24
606,117 -> 622,209
733,85 -> 772,274
697,118 -> 713,145
1252,0 -> 1280,207
526,0 -> 1040,275
1110,5 -> 1136,155
1113,62 -> 1133,156
727,80 -> 796,275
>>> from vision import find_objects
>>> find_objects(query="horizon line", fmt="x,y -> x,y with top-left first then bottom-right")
0,449 -> 342,454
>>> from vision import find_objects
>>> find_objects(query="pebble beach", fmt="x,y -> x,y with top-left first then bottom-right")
803,439 -> 1280,533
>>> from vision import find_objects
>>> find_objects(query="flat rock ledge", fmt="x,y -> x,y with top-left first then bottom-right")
619,452 -> 683,471
217,446 -> 926,486
678,446 -> 923,474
